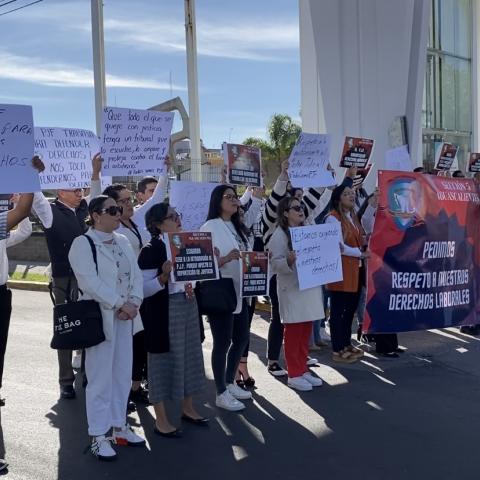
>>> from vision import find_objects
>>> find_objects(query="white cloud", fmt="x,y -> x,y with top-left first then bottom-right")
0,50 -> 186,90
83,18 -> 299,62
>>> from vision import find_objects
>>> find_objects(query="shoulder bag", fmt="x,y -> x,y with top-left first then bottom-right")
50,235 -> 105,350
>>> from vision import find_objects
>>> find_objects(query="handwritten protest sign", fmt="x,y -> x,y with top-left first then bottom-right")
241,251 -> 269,297
223,143 -> 262,186
288,133 -> 335,188
435,143 -> 458,171
0,104 -> 39,194
100,106 -> 174,176
340,136 -> 375,168
385,145 -> 412,172
34,127 -> 111,189
169,181 -> 217,231
164,231 -> 219,283
290,223 -> 343,291
468,153 -> 480,173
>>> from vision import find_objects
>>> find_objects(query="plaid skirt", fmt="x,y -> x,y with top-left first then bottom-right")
148,293 -> 205,403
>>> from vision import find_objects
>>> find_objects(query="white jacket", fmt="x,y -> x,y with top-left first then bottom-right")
269,226 -> 324,324
68,229 -> 144,342
200,218 -> 250,314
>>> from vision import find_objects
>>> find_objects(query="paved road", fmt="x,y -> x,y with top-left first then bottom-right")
2,290 -> 480,479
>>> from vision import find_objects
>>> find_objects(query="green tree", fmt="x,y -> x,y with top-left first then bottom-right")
244,113 -> 301,184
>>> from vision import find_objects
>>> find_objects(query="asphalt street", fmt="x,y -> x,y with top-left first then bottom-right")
1,290 -> 480,480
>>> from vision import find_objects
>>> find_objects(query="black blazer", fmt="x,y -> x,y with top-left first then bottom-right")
138,237 -> 170,353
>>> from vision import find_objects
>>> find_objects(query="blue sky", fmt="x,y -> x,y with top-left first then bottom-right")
0,0 -> 301,148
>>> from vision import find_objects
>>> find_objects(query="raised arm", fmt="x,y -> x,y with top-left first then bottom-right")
85,153 -> 103,204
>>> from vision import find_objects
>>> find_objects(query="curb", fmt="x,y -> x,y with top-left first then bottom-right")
7,280 -> 49,292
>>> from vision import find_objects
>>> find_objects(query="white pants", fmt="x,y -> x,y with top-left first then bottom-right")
85,319 -> 133,436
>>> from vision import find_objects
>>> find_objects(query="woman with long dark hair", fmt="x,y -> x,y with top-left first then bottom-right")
325,185 -> 369,363
200,184 -> 252,411
138,203 -> 207,437
269,196 -> 324,391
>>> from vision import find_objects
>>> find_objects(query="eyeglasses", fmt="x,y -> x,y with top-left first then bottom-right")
223,193 -> 238,201
288,205 -> 304,212
117,197 -> 133,205
98,206 -> 123,216
165,212 -> 182,222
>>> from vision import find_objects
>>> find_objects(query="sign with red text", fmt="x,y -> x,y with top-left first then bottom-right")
241,252 -> 269,297
435,143 -> 458,171
468,153 -> 480,173
340,136 -> 374,168
223,143 -> 262,186
364,171 -> 480,333
164,231 -> 219,283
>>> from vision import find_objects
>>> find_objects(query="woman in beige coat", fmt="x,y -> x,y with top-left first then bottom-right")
269,196 -> 324,392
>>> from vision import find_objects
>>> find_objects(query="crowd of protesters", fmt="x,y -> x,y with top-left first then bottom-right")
1,152 -> 478,464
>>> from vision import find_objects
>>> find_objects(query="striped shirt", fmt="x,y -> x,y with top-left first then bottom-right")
0,212 -> 7,241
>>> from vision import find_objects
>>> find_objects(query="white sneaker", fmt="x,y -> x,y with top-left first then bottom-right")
215,390 -> 245,411
227,383 -> 252,400
113,424 -> 146,447
72,351 -> 82,370
306,356 -> 318,366
302,372 -> 323,387
287,376 -> 313,392
90,435 -> 117,461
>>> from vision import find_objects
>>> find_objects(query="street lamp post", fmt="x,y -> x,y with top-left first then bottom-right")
185,0 -> 202,181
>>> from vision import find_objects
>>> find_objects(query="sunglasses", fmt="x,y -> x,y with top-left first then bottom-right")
165,212 -> 182,222
98,206 -> 123,216
223,193 -> 239,201
288,205 -> 304,212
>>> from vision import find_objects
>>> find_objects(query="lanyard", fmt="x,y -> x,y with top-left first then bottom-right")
120,220 -> 143,249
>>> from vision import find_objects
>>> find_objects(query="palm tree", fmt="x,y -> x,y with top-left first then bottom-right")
244,113 -> 301,183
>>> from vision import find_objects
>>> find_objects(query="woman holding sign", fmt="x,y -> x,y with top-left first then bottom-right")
138,204 -> 207,437
325,185 -> 369,363
200,185 -> 252,411
269,196 -> 324,392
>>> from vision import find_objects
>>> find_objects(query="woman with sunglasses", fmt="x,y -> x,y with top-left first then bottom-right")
68,195 -> 145,461
325,185 -> 369,363
269,196 -> 324,391
200,185 -> 252,411
138,203 -> 207,437
103,184 -> 150,406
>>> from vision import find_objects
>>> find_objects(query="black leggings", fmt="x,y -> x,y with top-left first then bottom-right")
267,275 -> 284,361
242,298 -> 256,358
132,330 -> 148,383
0,286 -> 12,389
329,290 -> 361,353
208,300 -> 250,394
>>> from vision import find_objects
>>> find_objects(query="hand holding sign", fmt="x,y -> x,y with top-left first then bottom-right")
288,133 -> 335,188
0,104 -> 39,194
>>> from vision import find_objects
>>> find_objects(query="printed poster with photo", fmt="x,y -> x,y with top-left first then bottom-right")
339,136 -> 375,168
468,153 -> 480,173
435,143 -> 458,171
223,143 -> 262,186
241,251 -> 269,297
164,231 -> 219,283
0,195 -> 11,213
352,164 -> 373,189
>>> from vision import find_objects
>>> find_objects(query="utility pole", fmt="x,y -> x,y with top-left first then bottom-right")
91,0 -> 107,136
184,0 -> 202,181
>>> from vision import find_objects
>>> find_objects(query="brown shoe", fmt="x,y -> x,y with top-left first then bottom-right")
346,345 -> 364,358
332,351 -> 357,364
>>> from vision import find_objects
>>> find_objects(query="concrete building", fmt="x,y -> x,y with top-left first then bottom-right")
299,0 -> 477,184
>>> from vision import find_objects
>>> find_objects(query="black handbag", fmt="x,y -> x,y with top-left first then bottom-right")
50,235 -> 105,350
194,277 -> 237,316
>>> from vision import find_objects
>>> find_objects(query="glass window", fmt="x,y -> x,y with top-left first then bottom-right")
422,0 -> 472,170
